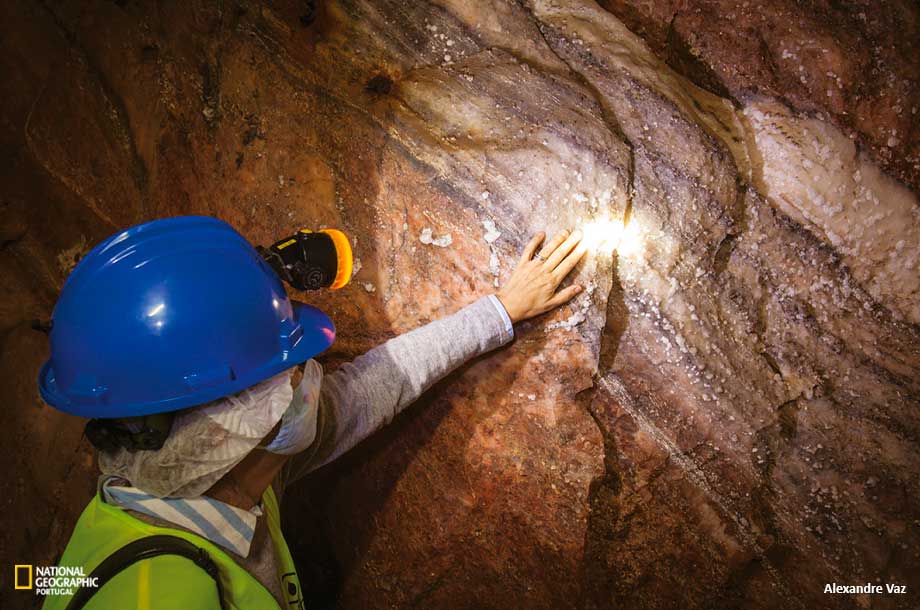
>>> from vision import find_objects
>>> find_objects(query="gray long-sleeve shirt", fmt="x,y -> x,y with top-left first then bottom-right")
160,294 -> 514,603
280,294 -> 514,485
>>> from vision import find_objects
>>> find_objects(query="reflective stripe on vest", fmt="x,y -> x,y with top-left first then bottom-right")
42,484 -> 303,610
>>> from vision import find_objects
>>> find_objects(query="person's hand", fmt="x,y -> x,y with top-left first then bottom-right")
495,229 -> 587,324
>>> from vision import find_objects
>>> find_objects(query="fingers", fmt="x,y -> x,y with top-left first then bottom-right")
543,284 -> 583,311
536,229 -> 570,261
552,242 -> 587,281
520,231 -> 546,265
543,230 -> 582,270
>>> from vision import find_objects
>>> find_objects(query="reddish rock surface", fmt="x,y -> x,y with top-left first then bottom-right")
598,0 -> 920,192
1,1 -> 918,609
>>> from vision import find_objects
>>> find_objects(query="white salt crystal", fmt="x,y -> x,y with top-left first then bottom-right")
482,219 -> 501,243
420,227 -> 453,247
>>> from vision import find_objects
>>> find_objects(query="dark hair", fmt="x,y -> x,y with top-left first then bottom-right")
84,413 -> 175,453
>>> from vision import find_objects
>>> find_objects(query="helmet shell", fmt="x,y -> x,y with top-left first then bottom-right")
38,216 -> 335,417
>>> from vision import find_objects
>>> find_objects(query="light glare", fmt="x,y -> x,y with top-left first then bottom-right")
617,221 -> 643,257
581,218 -> 622,253
581,217 -> 643,257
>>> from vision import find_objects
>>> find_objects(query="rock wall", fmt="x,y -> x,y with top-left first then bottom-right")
0,1 -> 917,609
598,0 -> 920,193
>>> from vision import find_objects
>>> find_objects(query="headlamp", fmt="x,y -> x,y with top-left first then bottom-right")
259,228 -> 353,291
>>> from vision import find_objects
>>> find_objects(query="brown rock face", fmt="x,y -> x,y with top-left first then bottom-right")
598,0 -> 920,193
1,1 -> 917,610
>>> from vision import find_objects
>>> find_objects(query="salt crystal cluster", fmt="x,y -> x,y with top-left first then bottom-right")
419,227 -> 453,248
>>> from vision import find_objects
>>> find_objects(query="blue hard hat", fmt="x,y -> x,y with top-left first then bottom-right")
38,216 -> 335,418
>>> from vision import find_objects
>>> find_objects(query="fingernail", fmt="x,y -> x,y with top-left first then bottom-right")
575,285 -> 583,292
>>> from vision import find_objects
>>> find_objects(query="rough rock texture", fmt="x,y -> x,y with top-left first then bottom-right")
598,0 -> 920,193
1,1 -> 917,609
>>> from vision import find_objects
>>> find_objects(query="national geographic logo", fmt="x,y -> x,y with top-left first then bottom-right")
12,564 -> 98,597
14,565 -> 32,589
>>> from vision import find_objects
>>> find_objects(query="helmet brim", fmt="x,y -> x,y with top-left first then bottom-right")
38,300 -> 335,418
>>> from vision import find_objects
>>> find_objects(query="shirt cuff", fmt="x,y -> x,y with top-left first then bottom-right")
487,294 -> 515,341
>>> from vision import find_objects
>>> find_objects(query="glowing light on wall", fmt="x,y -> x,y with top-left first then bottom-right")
580,216 -> 643,257
616,221 -> 643,257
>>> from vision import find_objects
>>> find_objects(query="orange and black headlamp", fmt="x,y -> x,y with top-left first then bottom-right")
259,228 -> 353,291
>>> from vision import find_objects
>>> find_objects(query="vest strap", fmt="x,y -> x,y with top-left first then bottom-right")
63,535 -> 227,610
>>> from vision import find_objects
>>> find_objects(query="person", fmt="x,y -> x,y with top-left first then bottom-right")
38,216 -> 586,609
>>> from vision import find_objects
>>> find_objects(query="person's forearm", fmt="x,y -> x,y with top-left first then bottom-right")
288,295 -> 513,476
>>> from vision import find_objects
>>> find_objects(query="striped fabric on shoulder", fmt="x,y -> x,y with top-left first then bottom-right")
101,476 -> 259,557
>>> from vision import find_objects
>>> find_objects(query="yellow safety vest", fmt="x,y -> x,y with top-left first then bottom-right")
41,483 -> 303,610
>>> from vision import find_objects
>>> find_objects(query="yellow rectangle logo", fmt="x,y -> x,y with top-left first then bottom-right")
14,564 -> 33,589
